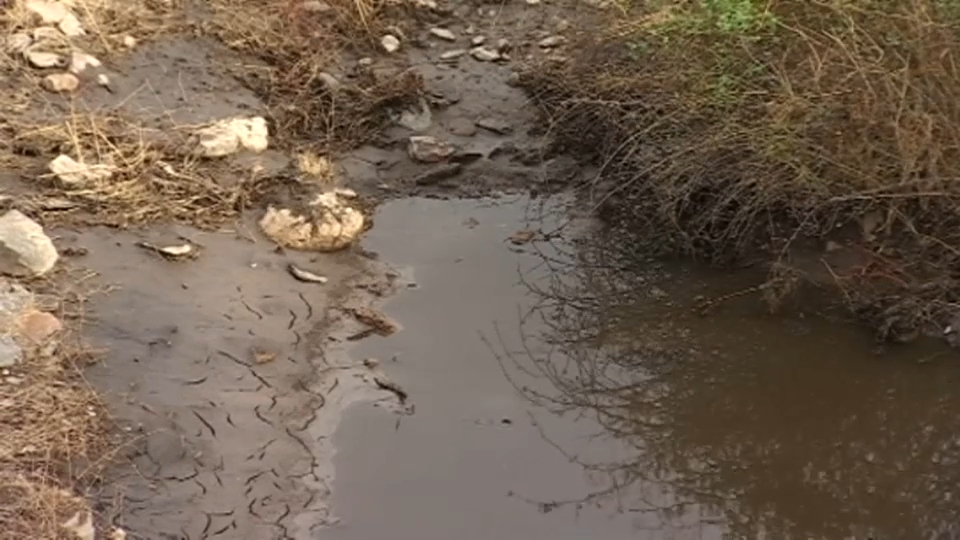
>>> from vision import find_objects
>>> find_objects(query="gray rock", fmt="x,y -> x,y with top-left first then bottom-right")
470,46 -> 500,62
0,210 -> 59,277
471,35 -> 486,46
440,49 -> 467,61
476,117 -> 512,134
381,34 -> 400,53
0,336 -> 22,368
408,136 -> 456,162
538,35 -> 566,48
429,28 -> 456,41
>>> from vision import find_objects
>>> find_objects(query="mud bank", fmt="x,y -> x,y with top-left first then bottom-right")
66,223 -> 407,538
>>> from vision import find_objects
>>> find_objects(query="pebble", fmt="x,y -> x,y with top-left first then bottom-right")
526,0 -> 541,4
470,46 -> 500,62
539,35 -> 565,48
440,49 -> 467,61
24,50 -> 64,68
471,35 -> 486,46
43,72 -> 79,92
58,13 -> 84,37
381,34 -> 400,53
429,28 -> 456,41
122,35 -> 137,48
17,310 -> 62,345
301,0 -> 332,11
68,51 -> 101,74
496,38 -> 511,52
358,57 -> 373,66
25,0 -> 69,24
0,336 -> 21,369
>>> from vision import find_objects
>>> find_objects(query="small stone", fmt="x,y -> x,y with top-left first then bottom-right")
62,510 -> 95,540
0,210 -> 59,277
358,57 -> 373,66
526,0 -> 541,4
68,51 -> 100,74
556,19 -> 571,31
122,35 -> 137,48
414,163 -> 462,185
109,528 -> 127,540
194,117 -> 269,157
6,33 -> 32,54
42,72 -> 79,92
408,135 -> 456,162
24,50 -> 64,68
447,117 -> 477,136
96,73 -> 111,88
506,71 -> 522,86
470,46 -> 500,62
58,13 -> 84,37
440,49 -> 467,60
318,72 -> 341,91
0,336 -> 22,368
414,0 -> 437,8
825,240 -> 843,253
17,310 -> 62,345
49,154 -> 115,187
260,191 -> 364,252
429,28 -> 456,41
539,35 -> 565,48
471,35 -> 486,46
362,357 -> 380,368
301,0 -> 332,11
496,38 -> 511,52
26,0 -> 69,24
476,117 -> 512,134
465,25 -> 475,35
381,34 -> 400,53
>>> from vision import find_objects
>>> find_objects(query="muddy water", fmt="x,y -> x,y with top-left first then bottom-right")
330,197 -> 960,539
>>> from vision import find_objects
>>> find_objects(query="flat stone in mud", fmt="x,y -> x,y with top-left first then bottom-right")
476,117 -> 512,134
0,210 -> 58,277
470,46 -> 500,62
429,28 -> 457,41
408,135 -> 456,162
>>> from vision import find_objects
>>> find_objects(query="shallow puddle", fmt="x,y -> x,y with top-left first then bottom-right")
330,197 -> 960,539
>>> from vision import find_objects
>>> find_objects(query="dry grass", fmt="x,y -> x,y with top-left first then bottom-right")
202,0 -> 423,151
6,112 -> 264,228
523,0 -> 960,338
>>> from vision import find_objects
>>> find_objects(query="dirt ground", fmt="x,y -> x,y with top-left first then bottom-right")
0,0 -> 605,538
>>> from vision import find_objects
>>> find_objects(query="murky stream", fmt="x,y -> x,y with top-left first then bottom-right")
330,196 -> 960,539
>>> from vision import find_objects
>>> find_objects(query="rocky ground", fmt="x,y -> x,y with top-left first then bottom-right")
0,0 -> 603,538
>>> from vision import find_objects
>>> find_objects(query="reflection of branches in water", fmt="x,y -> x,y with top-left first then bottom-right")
487,213 -> 960,539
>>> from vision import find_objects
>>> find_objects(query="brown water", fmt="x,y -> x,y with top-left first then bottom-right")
328,196 -> 960,540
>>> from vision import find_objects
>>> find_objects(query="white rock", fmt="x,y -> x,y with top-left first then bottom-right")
440,49 -> 467,60
24,50 -> 64,68
469,46 -> 500,62
538,35 -> 565,48
471,35 -> 486,46
68,51 -> 100,74
429,28 -> 456,41
414,0 -> 437,8
42,72 -> 79,92
408,135 -> 456,162
526,0 -> 541,4
381,34 -> 400,53
0,210 -> 59,277
97,73 -> 110,87
58,13 -> 84,37
122,35 -> 137,48
49,155 -> 115,187
194,117 -> 269,157
26,0 -> 70,24
109,528 -> 127,540
301,0 -> 332,11
61,509 -> 95,540
358,57 -> 373,66
6,33 -> 32,54
259,191 -> 365,252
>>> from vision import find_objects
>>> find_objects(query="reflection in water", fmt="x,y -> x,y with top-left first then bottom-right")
498,224 -> 960,539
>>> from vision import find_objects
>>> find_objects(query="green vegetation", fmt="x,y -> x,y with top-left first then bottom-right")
524,0 -> 960,339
